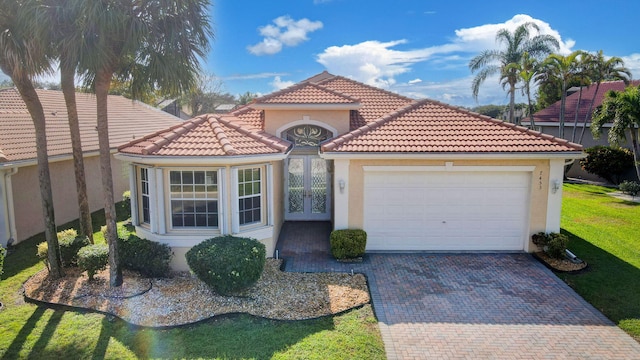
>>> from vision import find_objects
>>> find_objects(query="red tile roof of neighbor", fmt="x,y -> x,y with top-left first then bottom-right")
0,88 -> 182,163
532,80 -> 640,124
322,99 -> 582,153
118,114 -> 290,156
117,71 -> 582,157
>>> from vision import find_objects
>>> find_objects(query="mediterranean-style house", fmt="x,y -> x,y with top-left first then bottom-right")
115,71 -> 584,271
524,80 -> 640,180
0,89 -> 182,247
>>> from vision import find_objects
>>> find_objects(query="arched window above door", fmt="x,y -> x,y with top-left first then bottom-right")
283,125 -> 333,147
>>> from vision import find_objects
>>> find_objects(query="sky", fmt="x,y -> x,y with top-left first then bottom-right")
4,0 -> 639,108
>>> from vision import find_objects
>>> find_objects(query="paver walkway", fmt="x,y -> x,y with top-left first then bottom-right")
276,221 -> 640,359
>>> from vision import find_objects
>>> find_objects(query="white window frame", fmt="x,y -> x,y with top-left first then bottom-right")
167,168 -> 222,231
231,165 -> 271,233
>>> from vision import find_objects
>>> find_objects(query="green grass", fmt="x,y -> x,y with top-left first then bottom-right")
0,207 -> 384,359
560,183 -> 640,341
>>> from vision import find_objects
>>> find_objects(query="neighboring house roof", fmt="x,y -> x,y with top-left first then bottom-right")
322,99 -> 582,153
117,71 -> 582,158
214,104 -> 237,112
118,114 -> 291,156
532,80 -> 640,124
0,88 -> 182,164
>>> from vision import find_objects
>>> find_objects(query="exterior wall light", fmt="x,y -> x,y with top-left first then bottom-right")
338,179 -> 345,193
551,179 -> 562,194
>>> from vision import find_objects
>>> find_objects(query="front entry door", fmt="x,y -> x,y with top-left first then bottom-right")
285,155 -> 331,221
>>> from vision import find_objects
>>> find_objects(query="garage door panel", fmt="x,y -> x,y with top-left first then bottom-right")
364,171 -> 529,251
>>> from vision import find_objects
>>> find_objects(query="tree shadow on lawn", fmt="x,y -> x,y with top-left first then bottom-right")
560,229 -> 640,328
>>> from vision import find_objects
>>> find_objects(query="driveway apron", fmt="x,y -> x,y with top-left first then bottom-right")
279,234 -> 640,359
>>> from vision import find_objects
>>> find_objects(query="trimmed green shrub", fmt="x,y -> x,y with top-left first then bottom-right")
78,244 -> 109,281
0,245 -> 6,278
101,223 -> 131,240
185,235 -> 266,295
619,180 -> 640,197
58,231 -> 90,267
531,232 -> 569,259
118,191 -> 132,219
330,229 -> 367,260
118,234 -> 173,278
36,242 -> 49,270
580,146 -> 634,184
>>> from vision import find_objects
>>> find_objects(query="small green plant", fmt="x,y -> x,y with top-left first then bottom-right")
36,242 -> 50,271
77,244 -> 109,281
0,244 -> 6,278
580,146 -> 634,184
101,223 -> 131,240
531,232 -> 569,259
185,236 -> 265,295
118,234 -> 173,278
119,190 -> 132,218
330,229 -> 367,260
619,180 -> 640,197
57,229 -> 90,267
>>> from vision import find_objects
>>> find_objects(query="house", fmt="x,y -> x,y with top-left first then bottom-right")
214,104 -> 238,114
157,99 -> 191,120
0,89 -> 182,246
524,80 -> 640,180
115,71 -> 584,271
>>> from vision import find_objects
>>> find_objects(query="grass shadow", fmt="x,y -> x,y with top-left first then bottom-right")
1,307 -> 46,360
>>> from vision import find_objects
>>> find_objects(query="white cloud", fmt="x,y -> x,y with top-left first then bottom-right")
224,72 -> 289,80
271,76 -> 295,90
316,14 -> 575,94
408,78 -> 422,85
248,16 -> 323,56
621,53 -> 640,79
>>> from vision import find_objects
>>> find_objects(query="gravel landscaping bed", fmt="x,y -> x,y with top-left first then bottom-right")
23,259 -> 370,327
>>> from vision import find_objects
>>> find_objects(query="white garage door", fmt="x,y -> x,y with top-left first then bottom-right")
364,170 -> 531,251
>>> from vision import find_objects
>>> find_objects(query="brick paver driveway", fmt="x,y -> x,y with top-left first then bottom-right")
277,223 -> 640,359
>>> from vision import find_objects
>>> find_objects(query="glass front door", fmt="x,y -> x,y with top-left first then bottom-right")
285,155 -> 331,220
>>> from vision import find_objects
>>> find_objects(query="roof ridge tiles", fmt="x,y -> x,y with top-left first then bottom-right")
254,81 -> 360,104
135,116 -> 207,155
206,116 -> 238,155
216,115 -> 292,153
316,74 -> 415,102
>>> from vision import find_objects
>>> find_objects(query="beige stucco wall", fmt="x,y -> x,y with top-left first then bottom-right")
345,158 -> 552,252
11,154 -> 129,243
263,110 -> 351,137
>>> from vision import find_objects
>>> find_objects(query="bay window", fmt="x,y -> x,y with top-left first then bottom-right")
169,170 -> 219,228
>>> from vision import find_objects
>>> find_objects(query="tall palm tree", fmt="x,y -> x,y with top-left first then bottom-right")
592,85 -> 640,180
73,0 -> 211,287
578,51 -> 631,143
515,52 -> 539,128
469,22 -> 559,124
0,0 -> 63,278
569,54 -> 592,143
538,50 -> 586,139
41,0 -> 94,242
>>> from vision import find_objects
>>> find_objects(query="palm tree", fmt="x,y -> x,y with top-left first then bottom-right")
592,85 -> 640,180
516,52 -> 539,128
469,22 -> 559,124
538,50 -> 586,139
0,0 -> 63,278
72,0 -> 211,287
43,0 -> 94,242
578,51 -> 631,143
569,54 -> 592,143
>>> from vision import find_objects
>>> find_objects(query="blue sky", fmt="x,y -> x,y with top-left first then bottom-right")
207,0 -> 640,107
5,0 -> 638,108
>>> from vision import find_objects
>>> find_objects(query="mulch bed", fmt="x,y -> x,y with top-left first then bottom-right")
533,251 -> 588,273
23,259 -> 370,327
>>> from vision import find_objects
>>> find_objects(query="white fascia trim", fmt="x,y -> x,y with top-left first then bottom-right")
275,118 -> 339,138
321,152 -> 586,160
114,153 -> 288,166
251,103 -> 361,111
363,164 -> 536,172
0,149 -> 116,169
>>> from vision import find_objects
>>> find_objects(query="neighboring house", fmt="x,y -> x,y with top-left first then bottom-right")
116,71 -> 584,271
214,103 -> 238,114
0,89 -> 182,247
525,80 -> 640,180
158,99 -> 191,120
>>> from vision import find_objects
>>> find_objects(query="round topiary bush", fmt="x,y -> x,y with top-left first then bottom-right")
78,244 -> 109,281
185,235 -> 266,295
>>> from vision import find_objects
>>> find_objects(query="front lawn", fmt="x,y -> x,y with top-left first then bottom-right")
0,212 -> 384,359
560,183 -> 640,341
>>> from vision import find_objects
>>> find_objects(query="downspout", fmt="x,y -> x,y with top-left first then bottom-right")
2,167 -> 18,245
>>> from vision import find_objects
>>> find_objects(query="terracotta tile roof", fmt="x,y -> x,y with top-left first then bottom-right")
254,82 -> 359,105
0,88 -> 182,163
118,114 -> 291,156
314,76 -> 415,129
322,99 -> 583,153
229,105 -> 263,130
532,80 -> 640,124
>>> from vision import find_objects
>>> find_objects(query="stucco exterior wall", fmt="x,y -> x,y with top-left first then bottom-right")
345,158 -> 552,252
11,154 -> 129,243
263,110 -> 351,137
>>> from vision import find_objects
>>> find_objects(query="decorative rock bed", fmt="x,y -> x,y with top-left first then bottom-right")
23,259 -> 370,327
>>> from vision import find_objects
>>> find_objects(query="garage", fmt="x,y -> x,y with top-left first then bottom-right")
363,168 -> 531,251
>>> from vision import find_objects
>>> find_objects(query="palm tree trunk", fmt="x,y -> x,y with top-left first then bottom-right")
629,128 -> 640,181
571,87 -> 583,142
60,63 -> 94,243
526,84 -> 535,129
559,90 -> 567,139
95,68 -> 122,287
509,83 -> 516,124
579,82 -> 600,144
11,75 -> 64,279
